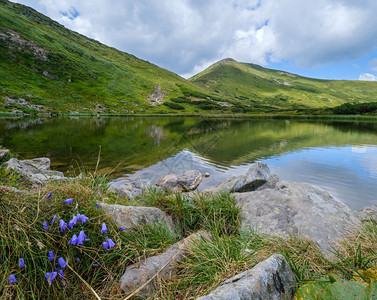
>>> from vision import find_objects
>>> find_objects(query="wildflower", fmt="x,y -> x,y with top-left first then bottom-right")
63,198 -> 73,204
50,215 -> 57,225
68,216 -> 77,229
45,272 -> 57,286
58,269 -> 64,279
119,226 -> 125,231
103,237 -> 116,249
48,251 -> 54,261
58,257 -> 67,269
9,274 -> 17,285
19,258 -> 25,268
92,264 -> 98,267
77,231 -> 87,245
101,223 -> 107,234
96,203 -> 100,209
46,192 -> 52,199
76,257 -> 80,262
69,234 -> 78,245
43,221 -> 49,230
59,219 -> 68,232
77,213 -> 89,224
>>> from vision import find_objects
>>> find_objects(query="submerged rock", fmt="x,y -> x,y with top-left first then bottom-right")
120,231 -> 210,297
99,203 -> 174,231
235,181 -> 360,256
197,254 -> 296,300
4,157 -> 66,185
203,162 -> 270,194
157,170 -> 203,192
108,178 -> 143,199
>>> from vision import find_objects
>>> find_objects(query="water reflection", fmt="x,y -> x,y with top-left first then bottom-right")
1,116 -> 377,209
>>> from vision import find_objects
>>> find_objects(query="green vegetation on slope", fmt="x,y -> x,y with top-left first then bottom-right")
190,58 -> 377,112
0,1 -> 230,114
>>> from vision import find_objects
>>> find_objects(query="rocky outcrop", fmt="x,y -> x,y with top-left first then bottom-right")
4,157 -> 66,185
157,170 -> 203,192
99,203 -> 174,231
203,162 -> 270,194
197,254 -> 296,300
235,181 -> 360,256
108,178 -> 143,199
0,149 -> 10,162
120,231 -> 210,297
4,97 -> 44,111
354,204 -> 377,221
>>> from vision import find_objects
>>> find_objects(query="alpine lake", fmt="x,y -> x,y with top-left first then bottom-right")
1,116 -> 376,211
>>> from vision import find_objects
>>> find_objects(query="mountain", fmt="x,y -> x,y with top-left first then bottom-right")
0,0 -> 219,114
1,0 -> 376,115
190,58 -> 377,112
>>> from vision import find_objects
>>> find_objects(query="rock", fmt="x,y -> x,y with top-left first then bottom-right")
120,231 -> 210,297
203,162 -> 270,194
108,178 -> 143,199
0,149 -> 10,162
204,172 -> 210,178
0,185 -> 30,194
235,181 -> 360,256
197,254 -> 296,300
4,158 -> 66,185
99,203 -> 175,231
256,174 -> 280,191
354,204 -> 377,221
157,170 -> 203,192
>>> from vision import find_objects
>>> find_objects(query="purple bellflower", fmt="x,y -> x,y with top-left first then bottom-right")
77,231 -> 87,245
9,274 -> 17,285
59,219 -> 68,232
48,251 -> 54,262
103,237 -> 116,249
45,272 -> 57,286
19,258 -> 25,268
50,215 -> 57,225
68,234 -> 78,245
43,221 -> 49,230
58,257 -> 67,269
46,192 -> 52,199
63,198 -> 74,204
68,216 -> 77,229
101,223 -> 108,234
119,226 -> 125,231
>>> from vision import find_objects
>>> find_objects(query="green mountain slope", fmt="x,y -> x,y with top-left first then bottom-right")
0,0 -> 221,114
190,58 -> 377,112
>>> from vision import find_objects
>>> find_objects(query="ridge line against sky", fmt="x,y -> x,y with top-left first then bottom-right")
10,0 -> 377,81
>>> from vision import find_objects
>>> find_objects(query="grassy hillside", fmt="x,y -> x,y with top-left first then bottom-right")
190,58 -> 377,112
1,1 -> 377,115
0,0 -> 225,114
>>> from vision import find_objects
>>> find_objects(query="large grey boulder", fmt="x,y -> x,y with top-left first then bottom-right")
120,231 -> 210,297
0,149 -> 10,162
197,254 -> 296,300
108,178 -> 143,199
4,157 -> 66,185
99,203 -> 175,231
157,170 -> 203,192
235,181 -> 360,256
203,162 -> 270,194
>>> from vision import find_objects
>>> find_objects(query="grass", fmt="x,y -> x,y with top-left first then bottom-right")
2,153 -> 377,299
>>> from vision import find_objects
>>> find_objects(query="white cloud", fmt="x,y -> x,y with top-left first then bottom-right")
359,73 -> 377,81
11,0 -> 377,77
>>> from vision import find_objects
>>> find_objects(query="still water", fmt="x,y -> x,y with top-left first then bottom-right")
1,116 -> 376,210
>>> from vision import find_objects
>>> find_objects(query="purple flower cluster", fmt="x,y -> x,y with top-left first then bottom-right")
103,237 -> 116,249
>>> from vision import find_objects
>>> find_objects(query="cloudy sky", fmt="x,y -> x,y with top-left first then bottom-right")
12,0 -> 377,80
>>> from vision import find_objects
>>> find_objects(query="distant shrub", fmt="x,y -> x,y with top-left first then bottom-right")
163,101 -> 185,110
332,102 -> 377,115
